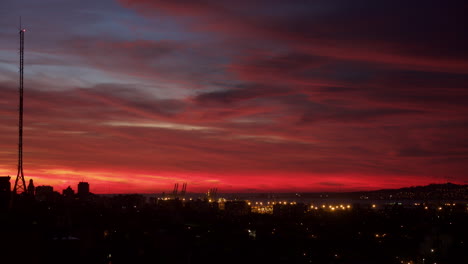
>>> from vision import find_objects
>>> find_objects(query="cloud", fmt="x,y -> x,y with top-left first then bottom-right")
1,0 -> 467,192
119,0 -> 468,73
318,182 -> 345,187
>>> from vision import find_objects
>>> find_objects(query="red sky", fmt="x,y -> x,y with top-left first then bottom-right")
0,0 -> 467,193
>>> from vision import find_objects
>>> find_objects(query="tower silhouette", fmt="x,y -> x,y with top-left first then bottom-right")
13,21 -> 27,194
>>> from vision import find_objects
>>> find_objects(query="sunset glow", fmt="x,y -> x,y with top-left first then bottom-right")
0,0 -> 467,193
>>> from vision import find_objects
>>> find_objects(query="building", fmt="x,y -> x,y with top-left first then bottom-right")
184,199 -> 219,214
273,203 -> 307,218
62,186 -> 75,197
27,179 -> 35,196
224,201 -> 250,216
78,182 -> 89,195
0,176 -> 11,193
0,176 -> 11,210
35,185 -> 54,201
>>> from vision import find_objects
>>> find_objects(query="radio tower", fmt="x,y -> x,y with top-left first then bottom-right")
13,19 -> 27,194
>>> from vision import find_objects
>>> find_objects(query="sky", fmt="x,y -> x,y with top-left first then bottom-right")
0,0 -> 467,194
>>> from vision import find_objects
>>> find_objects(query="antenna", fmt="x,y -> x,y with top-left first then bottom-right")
13,19 -> 27,194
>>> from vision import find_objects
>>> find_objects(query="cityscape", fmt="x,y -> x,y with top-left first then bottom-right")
1,179 -> 468,263
1,1 -> 468,263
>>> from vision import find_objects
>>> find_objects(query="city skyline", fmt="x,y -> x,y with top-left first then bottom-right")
1,0 -> 467,193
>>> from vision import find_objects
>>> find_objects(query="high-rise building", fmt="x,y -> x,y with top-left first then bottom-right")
0,176 -> 11,210
62,186 -> 75,197
27,179 -> 35,196
0,176 -> 10,193
35,185 -> 54,201
78,182 -> 90,195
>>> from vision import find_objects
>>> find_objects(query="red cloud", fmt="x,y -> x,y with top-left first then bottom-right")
1,1 -> 467,193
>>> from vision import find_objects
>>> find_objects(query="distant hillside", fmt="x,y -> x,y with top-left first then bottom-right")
352,183 -> 468,200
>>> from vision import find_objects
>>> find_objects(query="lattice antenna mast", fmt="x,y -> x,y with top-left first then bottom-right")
13,18 -> 27,194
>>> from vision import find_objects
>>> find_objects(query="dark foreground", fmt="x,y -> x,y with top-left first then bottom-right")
1,196 -> 467,264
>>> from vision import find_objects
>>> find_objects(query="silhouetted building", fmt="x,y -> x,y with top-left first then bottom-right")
63,186 -> 75,197
78,182 -> 89,195
156,198 -> 183,211
0,176 -> 11,193
224,201 -> 250,216
185,199 -> 219,214
0,176 -> 11,210
112,194 -> 146,209
35,185 -> 54,201
273,203 -> 307,218
27,179 -> 35,196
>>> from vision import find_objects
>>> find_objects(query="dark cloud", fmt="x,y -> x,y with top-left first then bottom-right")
194,84 -> 291,105
300,106 -> 425,125
120,0 -> 468,72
